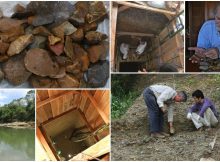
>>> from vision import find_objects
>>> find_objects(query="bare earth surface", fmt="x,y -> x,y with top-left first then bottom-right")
111,75 -> 220,161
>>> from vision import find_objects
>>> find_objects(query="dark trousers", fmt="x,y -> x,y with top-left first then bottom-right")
143,88 -> 164,133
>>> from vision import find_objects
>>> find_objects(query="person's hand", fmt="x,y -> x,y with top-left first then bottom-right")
188,47 -> 206,63
161,106 -> 167,114
204,48 -> 219,59
187,113 -> 192,120
197,115 -> 201,123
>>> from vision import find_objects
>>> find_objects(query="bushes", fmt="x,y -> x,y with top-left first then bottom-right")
111,75 -> 140,119
112,92 -> 139,119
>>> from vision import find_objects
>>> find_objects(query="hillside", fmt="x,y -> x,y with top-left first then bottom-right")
111,75 -> 220,161
0,90 -> 35,123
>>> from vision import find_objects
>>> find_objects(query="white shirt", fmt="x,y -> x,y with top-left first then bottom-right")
150,85 -> 177,122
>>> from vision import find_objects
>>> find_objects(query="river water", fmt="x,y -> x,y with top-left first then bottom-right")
0,127 -> 35,161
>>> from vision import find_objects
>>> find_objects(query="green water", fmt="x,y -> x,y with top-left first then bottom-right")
0,127 -> 35,161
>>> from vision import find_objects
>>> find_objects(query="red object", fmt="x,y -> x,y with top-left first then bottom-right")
49,43 -> 64,56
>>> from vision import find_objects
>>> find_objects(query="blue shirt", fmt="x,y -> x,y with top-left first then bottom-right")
197,20 -> 220,52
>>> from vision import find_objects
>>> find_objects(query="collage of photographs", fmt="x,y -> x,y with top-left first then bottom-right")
0,1 -> 220,161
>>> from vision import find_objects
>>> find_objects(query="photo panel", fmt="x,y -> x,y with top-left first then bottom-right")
36,90 -> 110,161
111,74 -> 220,161
0,89 -> 35,161
0,1 -> 110,88
111,1 -> 184,72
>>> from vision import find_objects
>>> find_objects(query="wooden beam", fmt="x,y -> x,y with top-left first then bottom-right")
118,6 -> 130,13
78,109 -> 99,141
117,31 -> 155,37
37,91 -> 80,108
83,91 -> 109,124
70,135 -> 110,161
111,2 -> 118,72
36,127 -> 57,161
40,107 -> 77,125
115,1 -> 176,15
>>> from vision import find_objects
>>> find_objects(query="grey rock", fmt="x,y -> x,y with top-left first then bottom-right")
29,36 -> 47,49
85,61 -> 109,88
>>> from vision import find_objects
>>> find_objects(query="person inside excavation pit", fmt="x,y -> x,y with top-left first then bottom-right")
188,3 -> 220,65
187,90 -> 219,130
143,85 -> 187,138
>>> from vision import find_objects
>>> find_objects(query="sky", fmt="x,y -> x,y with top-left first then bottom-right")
0,90 -> 31,106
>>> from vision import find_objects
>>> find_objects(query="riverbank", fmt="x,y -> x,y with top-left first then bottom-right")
0,121 -> 35,129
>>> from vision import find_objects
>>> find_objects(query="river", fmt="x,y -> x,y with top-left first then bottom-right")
0,127 -> 35,161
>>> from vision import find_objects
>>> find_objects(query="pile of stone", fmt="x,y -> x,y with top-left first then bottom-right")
0,1 -> 109,88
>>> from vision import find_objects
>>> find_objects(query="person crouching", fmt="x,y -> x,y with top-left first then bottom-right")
187,90 -> 219,130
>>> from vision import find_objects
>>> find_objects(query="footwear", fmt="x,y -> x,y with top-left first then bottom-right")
150,132 -> 165,138
170,127 -> 175,134
160,132 -> 170,137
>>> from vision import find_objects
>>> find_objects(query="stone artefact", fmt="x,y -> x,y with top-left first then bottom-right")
7,34 -> 33,56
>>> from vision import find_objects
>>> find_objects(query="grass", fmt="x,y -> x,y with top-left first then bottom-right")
112,91 -> 140,119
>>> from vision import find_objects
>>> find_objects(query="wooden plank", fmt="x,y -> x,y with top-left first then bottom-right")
117,31 -> 155,37
70,135 -> 110,161
115,1 -> 176,15
118,5 -> 130,13
37,91 -> 80,108
78,109 -> 99,141
83,91 -> 109,124
111,2 -> 118,72
36,127 -> 57,161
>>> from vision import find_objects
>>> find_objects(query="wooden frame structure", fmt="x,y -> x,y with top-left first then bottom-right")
111,1 -> 184,72
36,90 -> 110,161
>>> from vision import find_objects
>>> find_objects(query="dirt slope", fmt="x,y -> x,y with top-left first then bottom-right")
111,75 -> 220,161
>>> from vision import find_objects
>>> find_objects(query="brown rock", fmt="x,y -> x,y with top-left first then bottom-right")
0,18 -> 26,32
48,35 -> 61,45
57,74 -> 80,88
49,67 -> 66,78
83,22 -> 98,32
52,21 -> 77,42
66,61 -> 81,74
87,43 -> 108,63
86,2 -> 107,24
72,43 -> 89,71
80,54 -> 90,71
12,4 -> 34,20
85,31 -> 108,45
64,36 -> 74,59
7,34 -> 34,56
3,54 -> 32,85
32,26 -> 52,36
30,75 -> 59,88
0,42 -> 9,54
72,43 -> 88,58
24,48 -> 59,77
0,69 -> 4,82
69,2 -> 90,27
0,55 -> 9,62
14,4 -> 25,13
49,43 -> 64,56
0,25 -> 24,43
55,56 -> 72,66
71,28 -> 84,42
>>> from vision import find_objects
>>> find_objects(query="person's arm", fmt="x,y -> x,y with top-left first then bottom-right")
157,88 -> 176,108
198,102 -> 209,117
188,104 -> 198,113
